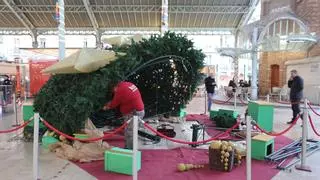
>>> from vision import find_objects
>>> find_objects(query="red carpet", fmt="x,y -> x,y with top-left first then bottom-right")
75,114 -> 293,180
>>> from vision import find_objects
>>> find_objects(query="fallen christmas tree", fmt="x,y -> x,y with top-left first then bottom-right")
33,32 -> 205,135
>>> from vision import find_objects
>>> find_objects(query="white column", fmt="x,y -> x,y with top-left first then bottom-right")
58,0 -> 65,60
31,31 -> 38,48
33,113 -> 40,180
234,31 -> 239,85
132,116 -> 138,180
233,57 -> 239,84
161,0 -> 168,35
95,30 -> 102,49
251,28 -> 258,100
246,116 -> 252,180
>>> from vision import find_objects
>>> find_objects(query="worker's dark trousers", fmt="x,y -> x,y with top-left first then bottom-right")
291,99 -> 301,122
125,110 -> 145,149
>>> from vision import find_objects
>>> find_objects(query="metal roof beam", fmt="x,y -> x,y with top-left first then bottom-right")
82,0 -> 99,31
2,0 -> 35,36
0,27 -> 235,35
237,0 -> 260,29
0,5 -> 249,14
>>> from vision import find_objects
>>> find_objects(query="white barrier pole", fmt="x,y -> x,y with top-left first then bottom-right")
204,92 -> 207,114
33,113 -> 40,180
0,93 -> 2,115
279,94 -> 282,102
13,94 -> 19,126
246,116 -> 252,180
132,116 -> 138,180
267,94 -> 270,103
295,98 -> 311,172
234,91 -> 237,110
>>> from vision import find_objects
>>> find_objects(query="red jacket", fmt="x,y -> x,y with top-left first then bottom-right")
108,82 -> 144,115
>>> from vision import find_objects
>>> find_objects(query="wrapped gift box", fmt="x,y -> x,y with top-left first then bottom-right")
105,147 -> 141,175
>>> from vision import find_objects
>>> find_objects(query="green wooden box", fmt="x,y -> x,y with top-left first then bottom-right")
22,103 -> 45,128
252,134 -> 274,160
105,147 -> 141,175
218,109 -> 239,119
42,136 -> 59,149
248,101 -> 274,132
209,110 -> 219,120
179,108 -> 187,117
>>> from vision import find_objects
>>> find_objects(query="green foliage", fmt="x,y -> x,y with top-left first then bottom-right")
33,32 -> 205,135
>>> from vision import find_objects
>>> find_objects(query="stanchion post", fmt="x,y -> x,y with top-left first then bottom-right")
12,94 -> 20,126
267,94 -> 270,103
204,91 -> 207,114
33,113 -> 40,180
0,93 -> 2,115
246,116 -> 252,180
132,116 -> 138,180
295,98 -> 311,172
234,91 -> 237,110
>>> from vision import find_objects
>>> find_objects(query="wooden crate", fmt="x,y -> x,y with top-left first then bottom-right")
209,148 -> 235,172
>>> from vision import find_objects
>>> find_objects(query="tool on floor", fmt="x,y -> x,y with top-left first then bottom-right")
190,124 -> 205,147
138,130 -> 161,143
277,145 -> 320,171
156,124 -> 176,138
177,163 -> 205,172
264,138 -> 320,171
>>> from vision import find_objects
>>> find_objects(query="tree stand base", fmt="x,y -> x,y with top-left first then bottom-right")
295,164 -> 312,172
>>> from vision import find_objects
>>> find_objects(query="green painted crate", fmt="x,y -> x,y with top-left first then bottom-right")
42,136 -> 59,149
218,109 -> 239,119
105,147 -> 141,175
22,103 -> 45,128
179,108 -> 187,117
251,134 -> 274,160
210,110 -> 219,120
248,101 -> 274,132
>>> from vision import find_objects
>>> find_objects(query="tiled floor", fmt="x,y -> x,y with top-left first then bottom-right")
1,95 -> 320,180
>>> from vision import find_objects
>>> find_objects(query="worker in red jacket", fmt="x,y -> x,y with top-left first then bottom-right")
104,81 -> 145,149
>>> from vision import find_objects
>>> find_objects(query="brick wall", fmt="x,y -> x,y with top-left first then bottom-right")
259,0 -> 320,95
296,0 -> 320,56
259,52 -> 306,95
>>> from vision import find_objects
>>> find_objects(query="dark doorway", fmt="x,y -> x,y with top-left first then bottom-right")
270,64 -> 280,88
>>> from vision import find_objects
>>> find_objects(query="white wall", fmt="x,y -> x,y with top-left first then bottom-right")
285,56 -> 320,104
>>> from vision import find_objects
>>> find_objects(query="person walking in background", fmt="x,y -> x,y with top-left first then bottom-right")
205,73 -> 216,112
287,69 -> 304,124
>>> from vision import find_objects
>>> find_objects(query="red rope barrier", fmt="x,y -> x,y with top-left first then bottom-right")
308,115 -> 320,137
276,100 -> 301,105
238,97 -> 248,105
42,119 -> 127,142
143,120 -> 240,145
254,115 -> 300,136
308,103 -> 320,117
0,120 -> 31,134
212,97 -> 233,105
